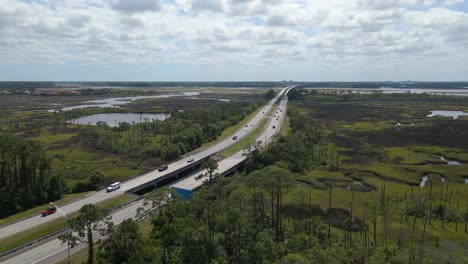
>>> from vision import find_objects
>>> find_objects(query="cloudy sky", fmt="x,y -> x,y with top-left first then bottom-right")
0,0 -> 467,81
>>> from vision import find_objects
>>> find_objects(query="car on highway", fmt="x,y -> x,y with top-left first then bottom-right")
187,156 -> 195,163
41,207 -> 56,217
257,140 -> 263,145
106,182 -> 121,192
158,164 -> 168,172
232,136 -> 238,140
272,126 -> 276,129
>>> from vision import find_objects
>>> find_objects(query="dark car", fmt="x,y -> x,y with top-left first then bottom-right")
158,164 -> 168,172
272,126 -> 276,129
41,207 -> 57,217
232,136 -> 238,140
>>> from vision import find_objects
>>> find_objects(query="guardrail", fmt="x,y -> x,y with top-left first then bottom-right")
0,87 -> 294,261
0,195 -> 144,260
0,226 -> 69,259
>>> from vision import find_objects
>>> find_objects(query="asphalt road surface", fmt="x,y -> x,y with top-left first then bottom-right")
0,86 -> 294,262
171,95 -> 289,191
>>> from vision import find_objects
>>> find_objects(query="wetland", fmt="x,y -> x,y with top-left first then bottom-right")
270,89 -> 468,254
69,113 -> 170,127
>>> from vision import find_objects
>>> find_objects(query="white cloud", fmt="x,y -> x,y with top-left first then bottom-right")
442,0 -> 464,6
0,0 -> 466,80
108,0 -> 162,13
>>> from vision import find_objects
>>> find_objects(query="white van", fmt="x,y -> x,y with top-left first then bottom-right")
106,182 -> 121,192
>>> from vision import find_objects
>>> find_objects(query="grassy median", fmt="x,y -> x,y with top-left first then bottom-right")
0,192 -> 91,227
0,194 -> 134,254
187,105 -> 264,155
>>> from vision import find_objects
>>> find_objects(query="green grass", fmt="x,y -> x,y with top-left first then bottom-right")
345,162 -> 420,185
139,217 -> 153,239
56,245 -> 92,264
217,118 -> 269,158
187,105 -> 264,155
409,146 -> 468,162
280,114 -> 290,136
97,194 -> 135,210
284,175 -> 468,243
341,121 -> 392,131
50,146 -> 149,185
9,111 -> 37,118
385,147 -> 441,165
217,103 -> 279,158
281,93 -> 468,246
56,215 -> 154,264
0,217 -> 67,253
0,194 -> 134,254
31,132 -> 78,145
0,192 -> 91,227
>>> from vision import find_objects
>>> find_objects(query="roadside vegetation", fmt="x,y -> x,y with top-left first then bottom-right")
0,194 -> 134,253
0,88 -> 268,218
63,89 -> 468,263
5,86 -> 468,263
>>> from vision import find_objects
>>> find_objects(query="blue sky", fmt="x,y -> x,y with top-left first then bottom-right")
0,0 -> 467,81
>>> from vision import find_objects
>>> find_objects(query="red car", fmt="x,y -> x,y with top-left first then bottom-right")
41,207 -> 57,217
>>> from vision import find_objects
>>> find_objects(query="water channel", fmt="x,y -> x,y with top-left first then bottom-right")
49,92 -> 200,112
427,110 -> 468,119
440,156 -> 462,165
69,113 -> 170,127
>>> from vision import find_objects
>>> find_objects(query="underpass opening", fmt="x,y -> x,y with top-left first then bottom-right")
131,162 -> 204,196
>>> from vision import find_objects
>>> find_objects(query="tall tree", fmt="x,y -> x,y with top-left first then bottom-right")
137,187 -> 176,219
60,204 -> 106,264
265,89 -> 276,100
258,165 -> 294,242
88,170 -> 105,190
99,219 -> 143,264
197,158 -> 219,184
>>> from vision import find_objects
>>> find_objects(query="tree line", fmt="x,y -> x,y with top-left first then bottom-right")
0,134 -> 63,217
59,101 -> 468,263
83,102 -> 262,162
64,173 -> 468,264
243,103 -> 339,174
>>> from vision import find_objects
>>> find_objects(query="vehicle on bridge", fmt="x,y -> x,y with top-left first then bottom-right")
187,156 -> 195,163
106,182 -> 121,192
232,136 -> 238,140
158,164 -> 168,172
41,207 -> 56,217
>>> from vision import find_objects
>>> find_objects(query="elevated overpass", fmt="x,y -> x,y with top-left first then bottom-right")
0,86 -> 294,264
0,85 -> 294,243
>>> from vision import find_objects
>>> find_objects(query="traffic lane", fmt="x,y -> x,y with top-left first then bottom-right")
5,92 -> 292,263
0,189 -> 123,240
170,153 -> 246,190
122,89 -> 284,188
0,87 -> 291,241
3,201 -> 143,264
172,97 -> 290,191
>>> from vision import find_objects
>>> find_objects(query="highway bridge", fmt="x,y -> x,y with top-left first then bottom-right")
0,85 -> 295,264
